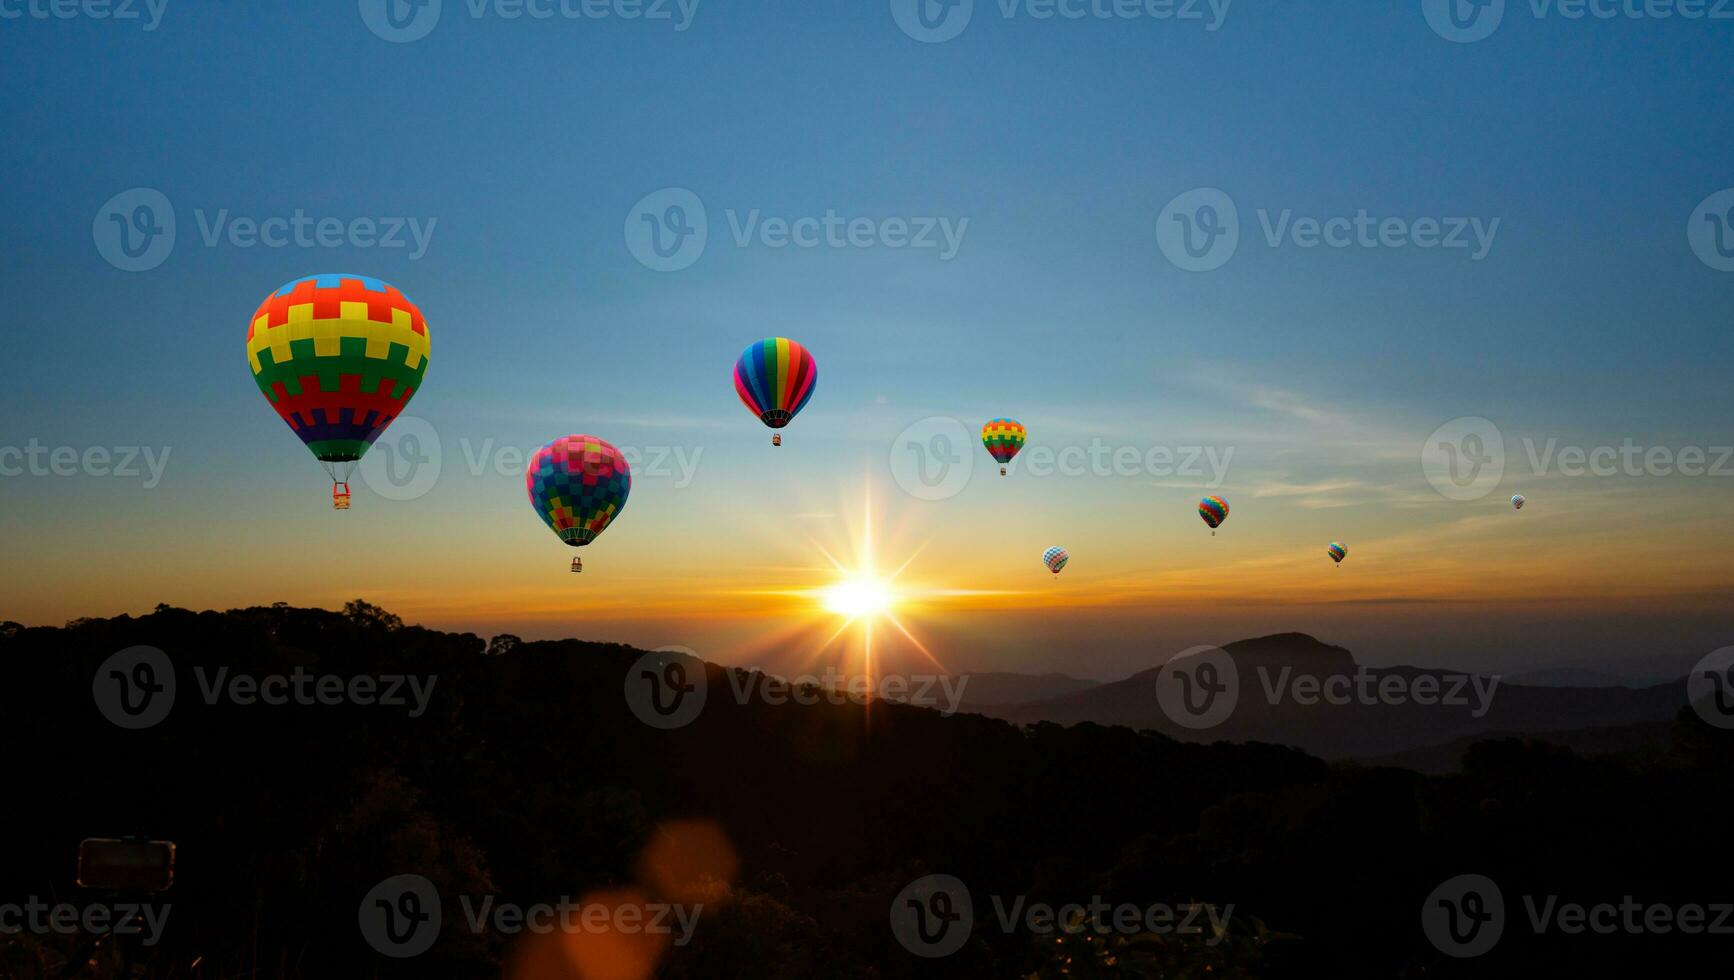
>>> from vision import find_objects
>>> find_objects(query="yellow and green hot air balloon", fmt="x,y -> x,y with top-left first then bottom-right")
982,418 -> 1026,476
245,274 -> 430,509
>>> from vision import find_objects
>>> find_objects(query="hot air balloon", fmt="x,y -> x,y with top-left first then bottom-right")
1511,494 -> 1526,511
526,435 -> 631,573
982,418 -> 1026,476
1327,541 -> 1347,565
1199,495 -> 1229,535
1043,546 -> 1070,575
246,274 -> 430,509
734,338 -> 817,446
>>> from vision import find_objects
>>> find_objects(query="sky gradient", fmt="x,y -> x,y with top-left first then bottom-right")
2,2 -> 1731,681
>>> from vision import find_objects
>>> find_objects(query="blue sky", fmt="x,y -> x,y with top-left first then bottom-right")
2,2 -> 1732,675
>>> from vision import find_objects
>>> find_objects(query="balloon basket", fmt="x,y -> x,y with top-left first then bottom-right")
771,434 -> 781,447
570,557 -> 583,573
332,483 -> 351,510
1000,466 -> 1007,476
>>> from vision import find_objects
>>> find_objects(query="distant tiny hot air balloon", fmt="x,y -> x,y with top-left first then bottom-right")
734,338 -> 817,446
1043,546 -> 1070,575
526,435 -> 631,573
1511,494 -> 1526,511
981,418 -> 1026,476
1199,495 -> 1229,536
1327,541 -> 1347,565
245,274 -> 430,509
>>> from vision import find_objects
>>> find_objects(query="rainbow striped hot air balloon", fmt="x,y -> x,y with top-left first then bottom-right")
734,337 -> 817,446
1043,546 -> 1070,575
245,274 -> 430,509
1327,541 -> 1347,565
982,418 -> 1026,476
526,435 -> 631,573
1199,495 -> 1229,535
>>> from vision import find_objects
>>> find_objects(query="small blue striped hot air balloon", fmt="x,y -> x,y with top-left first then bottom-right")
1511,494 -> 1526,511
1043,546 -> 1070,575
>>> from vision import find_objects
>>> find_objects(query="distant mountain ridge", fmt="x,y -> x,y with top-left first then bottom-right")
966,633 -> 1689,763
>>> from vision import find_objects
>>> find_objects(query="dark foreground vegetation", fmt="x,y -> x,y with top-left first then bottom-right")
0,603 -> 1729,978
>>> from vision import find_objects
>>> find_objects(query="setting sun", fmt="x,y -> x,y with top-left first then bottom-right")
821,577 -> 896,619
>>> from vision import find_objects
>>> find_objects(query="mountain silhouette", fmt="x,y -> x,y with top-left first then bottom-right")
980,633 -> 1686,761
4,605 -> 1730,977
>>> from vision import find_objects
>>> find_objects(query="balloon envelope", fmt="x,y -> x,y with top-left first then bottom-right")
1327,541 -> 1347,563
246,274 -> 430,481
982,418 -> 1026,465
1043,546 -> 1070,574
1199,495 -> 1229,529
1512,494 -> 1526,510
734,338 -> 817,430
526,435 -> 631,547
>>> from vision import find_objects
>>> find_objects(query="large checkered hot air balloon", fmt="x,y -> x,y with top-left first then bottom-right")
734,338 -> 817,446
982,418 -> 1026,476
245,274 -> 430,509
526,435 -> 631,573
